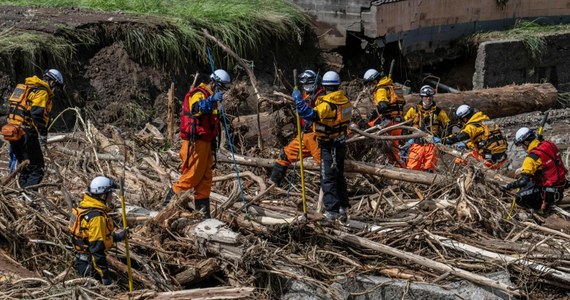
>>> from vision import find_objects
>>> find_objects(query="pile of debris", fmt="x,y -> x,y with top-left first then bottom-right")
1,103 -> 570,300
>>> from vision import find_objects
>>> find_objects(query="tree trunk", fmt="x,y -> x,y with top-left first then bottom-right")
403,83 -> 558,120
175,258 -> 220,285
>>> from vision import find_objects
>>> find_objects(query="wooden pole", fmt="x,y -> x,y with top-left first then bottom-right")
167,82 -> 175,144
329,228 -> 521,297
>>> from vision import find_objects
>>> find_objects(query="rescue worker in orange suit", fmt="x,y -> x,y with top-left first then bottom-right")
295,71 -> 352,222
362,69 -> 406,166
269,70 -> 323,185
7,69 -> 63,188
162,69 -> 230,218
442,105 -> 508,169
500,127 -> 568,211
402,85 -> 450,172
71,176 -> 128,285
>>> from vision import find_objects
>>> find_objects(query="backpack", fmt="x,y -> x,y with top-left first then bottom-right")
68,207 -> 105,252
470,120 -> 507,154
1,84 -> 33,141
179,86 -> 217,141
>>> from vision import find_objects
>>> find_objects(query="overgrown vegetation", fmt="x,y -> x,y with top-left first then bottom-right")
0,29 -> 75,75
471,20 -> 570,62
0,0 -> 308,72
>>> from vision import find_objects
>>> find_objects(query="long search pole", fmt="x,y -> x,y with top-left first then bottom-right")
119,177 -> 134,291
294,69 -> 308,216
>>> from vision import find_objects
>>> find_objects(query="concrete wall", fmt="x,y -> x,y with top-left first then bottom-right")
291,0 -> 570,54
291,0 -> 370,50
473,33 -> 570,92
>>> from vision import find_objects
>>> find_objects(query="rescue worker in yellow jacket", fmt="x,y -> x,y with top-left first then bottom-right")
294,71 -> 352,222
442,105 -> 507,169
162,69 -> 230,218
501,127 -> 568,211
362,69 -> 406,166
269,70 -> 323,185
6,69 -> 63,188
70,176 -> 127,285
402,85 -> 450,172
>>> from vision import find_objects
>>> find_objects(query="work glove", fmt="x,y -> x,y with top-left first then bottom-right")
112,228 -> 129,242
442,138 -> 454,145
39,135 -> 48,147
499,184 -> 511,192
101,277 -> 113,286
454,142 -> 467,150
293,89 -> 314,119
432,137 -> 442,143
292,89 -> 302,102
210,91 -> 224,102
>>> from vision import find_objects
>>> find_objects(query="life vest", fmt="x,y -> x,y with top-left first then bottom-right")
313,97 -> 353,140
68,207 -> 112,253
530,140 -> 568,187
179,86 -> 220,142
412,104 -> 445,136
468,120 -> 507,155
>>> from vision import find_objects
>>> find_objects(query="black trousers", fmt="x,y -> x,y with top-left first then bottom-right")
75,253 -> 101,280
516,183 -> 564,210
320,141 -> 350,212
10,132 -> 44,188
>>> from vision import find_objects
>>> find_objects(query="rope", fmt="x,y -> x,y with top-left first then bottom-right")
206,47 -> 248,215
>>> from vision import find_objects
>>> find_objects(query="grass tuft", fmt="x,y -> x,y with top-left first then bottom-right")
470,20 -> 570,62
0,0 -> 308,72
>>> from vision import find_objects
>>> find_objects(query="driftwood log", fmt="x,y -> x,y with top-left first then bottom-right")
403,83 -> 558,120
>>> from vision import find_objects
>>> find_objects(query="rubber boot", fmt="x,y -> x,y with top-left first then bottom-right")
162,187 -> 175,207
195,198 -> 211,218
269,163 -> 287,185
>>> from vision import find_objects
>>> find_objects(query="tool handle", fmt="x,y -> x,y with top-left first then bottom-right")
537,111 -> 549,137
293,69 -> 298,89
388,59 -> 395,79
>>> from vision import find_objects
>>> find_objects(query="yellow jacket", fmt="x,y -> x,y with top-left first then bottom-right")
23,76 -> 54,136
188,83 -> 214,117
372,76 -> 393,105
521,138 -> 543,176
78,194 -> 116,279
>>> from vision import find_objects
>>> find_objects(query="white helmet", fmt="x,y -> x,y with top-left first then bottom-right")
419,85 -> 434,97
88,176 -> 117,195
363,68 -> 382,83
514,127 -> 536,146
322,71 -> 340,86
43,69 -> 64,85
456,104 -> 474,119
299,69 -> 318,92
210,69 -> 231,86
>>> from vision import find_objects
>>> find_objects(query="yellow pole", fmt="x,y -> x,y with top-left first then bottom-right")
293,69 -> 308,216
119,177 -> 134,292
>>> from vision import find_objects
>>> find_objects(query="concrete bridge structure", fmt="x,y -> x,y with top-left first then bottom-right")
290,0 -> 570,90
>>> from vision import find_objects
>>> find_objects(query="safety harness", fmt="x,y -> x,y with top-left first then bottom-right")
468,120 -> 507,155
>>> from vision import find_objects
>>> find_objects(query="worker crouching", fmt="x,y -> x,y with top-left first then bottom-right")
68,176 -> 128,285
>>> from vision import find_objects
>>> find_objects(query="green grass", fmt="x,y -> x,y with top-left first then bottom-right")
471,20 -> 570,62
0,29 -> 75,74
0,0 -> 308,72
